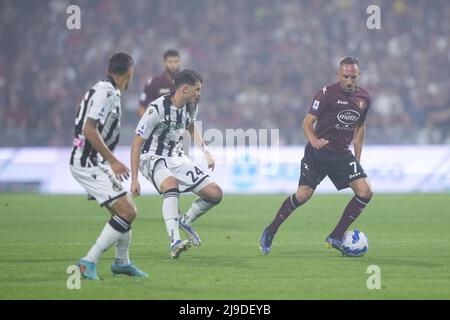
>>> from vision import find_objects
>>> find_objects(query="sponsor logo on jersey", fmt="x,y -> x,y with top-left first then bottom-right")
349,172 -> 362,179
335,123 -> 354,131
160,122 -> 185,130
337,109 -> 360,125
337,100 -> 348,105
159,88 -> 171,94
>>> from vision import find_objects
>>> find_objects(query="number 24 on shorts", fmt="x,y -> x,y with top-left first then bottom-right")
186,166 -> 204,183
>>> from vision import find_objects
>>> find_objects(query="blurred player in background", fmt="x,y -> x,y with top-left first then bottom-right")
70,52 -> 148,279
260,56 -> 373,256
137,49 -> 180,117
130,69 -> 222,259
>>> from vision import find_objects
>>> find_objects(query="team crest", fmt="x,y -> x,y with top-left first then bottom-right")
112,181 -> 123,192
357,99 -> 366,109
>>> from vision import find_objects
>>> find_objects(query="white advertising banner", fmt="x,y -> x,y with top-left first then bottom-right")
0,146 -> 449,194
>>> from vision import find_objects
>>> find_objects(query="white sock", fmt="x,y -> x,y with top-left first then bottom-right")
83,215 -> 131,264
115,230 -> 131,266
163,188 -> 181,246
183,198 -> 219,225
84,223 -> 121,264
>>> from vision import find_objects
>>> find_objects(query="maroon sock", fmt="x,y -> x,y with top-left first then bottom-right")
329,195 -> 371,240
267,194 -> 304,234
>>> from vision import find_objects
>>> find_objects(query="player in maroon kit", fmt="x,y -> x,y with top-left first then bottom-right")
260,56 -> 373,256
138,49 -> 180,117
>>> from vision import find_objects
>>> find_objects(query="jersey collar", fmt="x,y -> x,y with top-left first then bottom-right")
106,75 -> 118,88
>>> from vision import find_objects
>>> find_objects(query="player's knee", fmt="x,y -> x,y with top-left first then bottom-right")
212,185 -> 223,204
111,196 -> 137,222
130,201 -> 138,218
357,188 -> 373,200
295,188 -> 313,203
205,184 -> 223,204
123,198 -> 138,222
122,204 -> 137,222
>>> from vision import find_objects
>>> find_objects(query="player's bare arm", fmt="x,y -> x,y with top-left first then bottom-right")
130,135 -> 146,197
188,122 -> 215,171
353,122 -> 365,162
83,117 -> 129,181
137,104 -> 146,118
302,113 -> 329,149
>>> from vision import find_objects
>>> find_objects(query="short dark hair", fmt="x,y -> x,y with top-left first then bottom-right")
164,49 -> 180,60
175,69 -> 202,89
108,52 -> 134,75
339,56 -> 359,66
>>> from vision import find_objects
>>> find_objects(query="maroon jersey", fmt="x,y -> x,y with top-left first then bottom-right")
307,82 -> 371,153
139,72 -> 175,108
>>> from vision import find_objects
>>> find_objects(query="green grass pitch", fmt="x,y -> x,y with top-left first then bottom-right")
0,193 -> 449,299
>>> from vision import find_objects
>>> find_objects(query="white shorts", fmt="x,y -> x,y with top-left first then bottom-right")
70,163 -> 127,207
139,154 -> 213,194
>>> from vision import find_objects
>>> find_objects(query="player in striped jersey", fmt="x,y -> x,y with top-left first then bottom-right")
130,69 -> 223,259
70,52 -> 148,279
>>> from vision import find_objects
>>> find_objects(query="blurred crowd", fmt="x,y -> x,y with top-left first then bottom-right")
1,0 -> 449,146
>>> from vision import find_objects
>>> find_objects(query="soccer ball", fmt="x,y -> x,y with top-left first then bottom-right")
341,230 -> 369,257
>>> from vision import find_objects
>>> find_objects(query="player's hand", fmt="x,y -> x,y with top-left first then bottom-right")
204,150 -> 215,171
311,138 -> 329,149
110,160 -> 130,181
130,180 -> 141,197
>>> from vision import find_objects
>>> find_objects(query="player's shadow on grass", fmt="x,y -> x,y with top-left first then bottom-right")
252,250 -> 444,269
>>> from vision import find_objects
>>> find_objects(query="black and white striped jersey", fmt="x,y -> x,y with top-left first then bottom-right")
70,77 -> 121,167
135,94 -> 198,157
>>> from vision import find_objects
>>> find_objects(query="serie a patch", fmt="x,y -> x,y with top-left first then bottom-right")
312,100 -> 320,110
